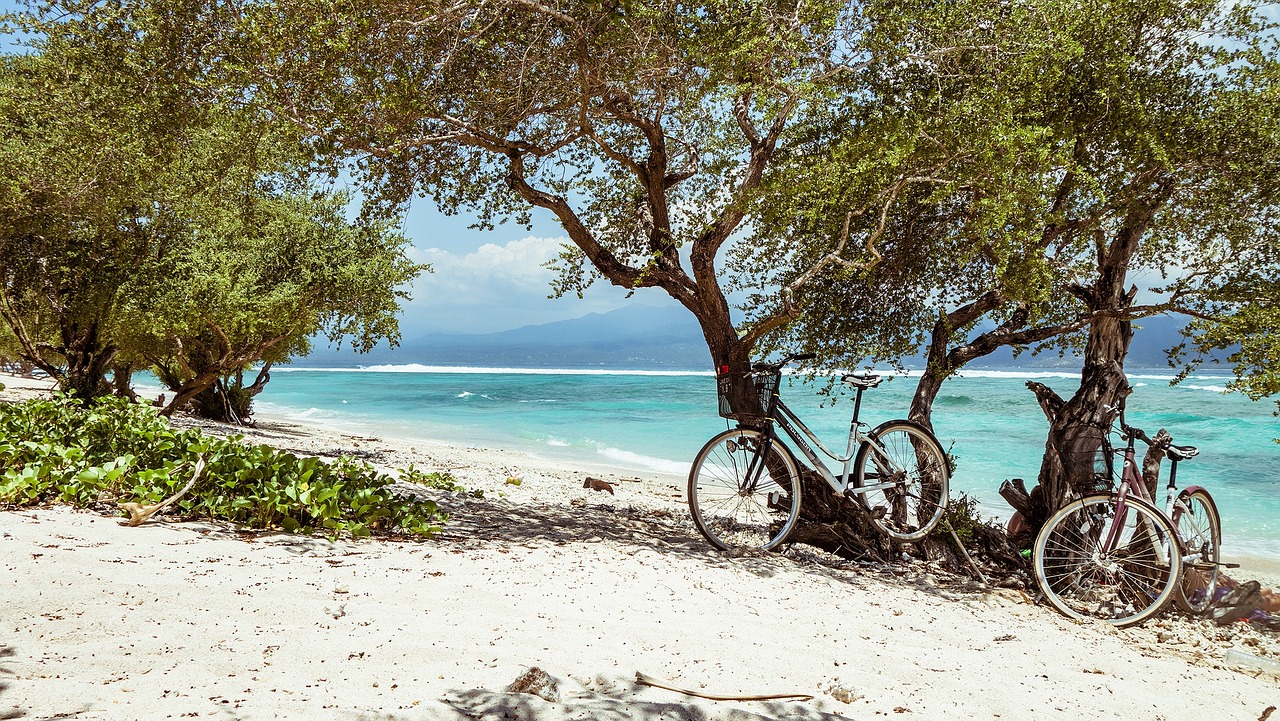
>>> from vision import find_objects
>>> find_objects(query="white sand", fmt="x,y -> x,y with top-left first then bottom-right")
1,373 -> 1277,720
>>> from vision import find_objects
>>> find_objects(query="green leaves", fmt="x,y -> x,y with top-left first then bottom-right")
0,395 -> 446,539
1,3 -> 426,405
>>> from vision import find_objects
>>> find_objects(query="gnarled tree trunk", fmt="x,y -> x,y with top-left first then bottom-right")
1020,182 -> 1171,528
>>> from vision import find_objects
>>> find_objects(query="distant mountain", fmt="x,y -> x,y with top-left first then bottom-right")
295,304 -> 710,369
295,305 -> 1200,371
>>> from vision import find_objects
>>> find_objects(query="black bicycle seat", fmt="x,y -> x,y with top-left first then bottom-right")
841,374 -> 883,389
1167,444 -> 1199,460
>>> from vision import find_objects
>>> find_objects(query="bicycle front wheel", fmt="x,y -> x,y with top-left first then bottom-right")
688,428 -> 801,552
1173,488 -> 1221,615
1034,494 -> 1183,627
852,421 -> 949,541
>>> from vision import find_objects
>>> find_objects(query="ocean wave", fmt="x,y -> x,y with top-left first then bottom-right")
544,437 -> 570,447
594,444 -> 688,475
457,391 -> 474,398
277,364 -> 712,377
952,369 -> 1082,380
1182,384 -> 1229,393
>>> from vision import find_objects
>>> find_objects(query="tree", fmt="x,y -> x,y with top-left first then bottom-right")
0,49 -> 155,398
230,0 -> 911,416
0,1 -> 426,409
744,0 -> 1280,522
116,189 -> 423,420
0,0 -> 246,399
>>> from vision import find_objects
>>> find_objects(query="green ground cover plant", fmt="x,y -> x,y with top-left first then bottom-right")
397,464 -> 484,499
0,395 -> 446,538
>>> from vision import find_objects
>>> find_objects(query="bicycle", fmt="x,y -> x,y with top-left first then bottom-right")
1032,397 -> 1223,627
687,353 -> 950,552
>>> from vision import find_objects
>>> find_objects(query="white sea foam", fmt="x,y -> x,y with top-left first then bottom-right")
954,369 -> 1082,379
457,391 -> 475,398
1182,384 -> 1230,393
544,437 -> 570,447
594,444 -> 688,475
277,364 -> 712,377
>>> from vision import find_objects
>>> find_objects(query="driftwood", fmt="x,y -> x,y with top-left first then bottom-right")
119,456 -> 207,527
583,477 -> 616,494
635,671 -> 813,702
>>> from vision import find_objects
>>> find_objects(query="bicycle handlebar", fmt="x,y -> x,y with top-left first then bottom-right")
1105,399 -> 1158,447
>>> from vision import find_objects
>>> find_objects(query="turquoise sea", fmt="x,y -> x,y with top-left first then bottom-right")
149,366 -> 1280,560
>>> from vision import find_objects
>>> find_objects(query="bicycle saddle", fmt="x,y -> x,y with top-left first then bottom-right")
841,374 -> 882,389
1167,444 -> 1199,460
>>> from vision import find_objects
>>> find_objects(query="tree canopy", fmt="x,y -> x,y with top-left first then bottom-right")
0,0 -> 426,405
742,0 -> 1280,425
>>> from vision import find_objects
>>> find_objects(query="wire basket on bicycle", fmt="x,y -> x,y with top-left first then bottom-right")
716,368 -> 780,420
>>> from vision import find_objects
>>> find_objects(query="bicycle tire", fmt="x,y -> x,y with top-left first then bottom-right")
851,420 -> 949,541
1034,493 -> 1183,627
687,428 -> 801,552
1172,488 -> 1221,615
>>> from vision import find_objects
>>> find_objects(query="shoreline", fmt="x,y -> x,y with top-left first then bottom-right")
3,370 -> 1278,576
1,371 -> 1279,719
3,371 -> 1279,573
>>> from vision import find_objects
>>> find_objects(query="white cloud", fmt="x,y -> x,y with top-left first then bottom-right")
398,235 -> 676,334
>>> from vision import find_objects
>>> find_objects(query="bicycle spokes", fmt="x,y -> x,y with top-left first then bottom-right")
688,429 -> 802,552
1035,495 -> 1181,626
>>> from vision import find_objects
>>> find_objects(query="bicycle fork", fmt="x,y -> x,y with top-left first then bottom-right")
734,432 -> 782,503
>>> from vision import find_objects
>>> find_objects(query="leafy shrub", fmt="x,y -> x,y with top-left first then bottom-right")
930,491 -> 990,542
0,394 -> 446,538
398,464 -> 484,498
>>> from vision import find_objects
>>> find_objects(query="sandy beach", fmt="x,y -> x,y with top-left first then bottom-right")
1,373 -> 1277,720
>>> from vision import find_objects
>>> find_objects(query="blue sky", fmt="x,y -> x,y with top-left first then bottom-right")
388,196 -> 678,338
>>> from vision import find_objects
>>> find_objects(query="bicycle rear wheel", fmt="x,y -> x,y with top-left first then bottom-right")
1172,488 -> 1221,615
852,421 -> 949,541
688,428 -> 801,552
1034,494 -> 1182,627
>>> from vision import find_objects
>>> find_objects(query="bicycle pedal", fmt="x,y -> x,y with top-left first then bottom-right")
868,506 -> 888,520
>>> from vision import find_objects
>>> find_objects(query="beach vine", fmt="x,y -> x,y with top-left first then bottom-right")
0,395 -> 447,538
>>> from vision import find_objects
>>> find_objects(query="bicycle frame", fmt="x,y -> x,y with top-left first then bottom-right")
760,397 -> 901,499
1100,438 -> 1181,565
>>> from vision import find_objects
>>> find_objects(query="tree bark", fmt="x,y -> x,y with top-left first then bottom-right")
1141,428 -> 1172,499
58,320 -> 117,401
1021,179 -> 1173,520
110,361 -> 137,400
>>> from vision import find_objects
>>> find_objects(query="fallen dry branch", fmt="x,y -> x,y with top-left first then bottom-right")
635,671 -> 813,702
119,455 -> 207,527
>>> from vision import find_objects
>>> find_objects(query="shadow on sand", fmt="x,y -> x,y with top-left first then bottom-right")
0,646 -> 23,719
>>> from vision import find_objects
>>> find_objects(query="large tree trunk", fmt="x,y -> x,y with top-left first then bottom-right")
1024,312 -> 1135,523
186,364 -> 273,424
110,361 -> 137,400
58,321 -> 117,401
1020,182 -> 1172,527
